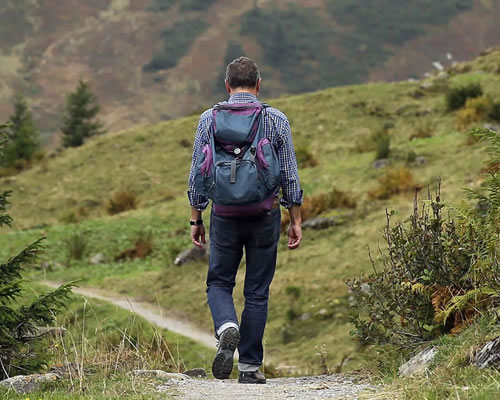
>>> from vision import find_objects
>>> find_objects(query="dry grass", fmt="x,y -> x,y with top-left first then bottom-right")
106,189 -> 138,215
368,167 -> 421,200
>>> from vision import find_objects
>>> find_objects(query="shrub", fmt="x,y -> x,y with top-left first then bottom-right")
369,167 -> 420,200
348,128 -> 500,347
409,120 -> 433,140
456,96 -> 494,130
65,231 -> 89,261
375,135 -> 391,160
115,231 -> 154,261
406,150 -> 417,163
295,146 -> 319,168
106,189 -> 138,215
446,83 -> 483,111
355,129 -> 390,154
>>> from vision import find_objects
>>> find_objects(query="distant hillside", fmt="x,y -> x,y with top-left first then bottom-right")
0,0 -> 499,146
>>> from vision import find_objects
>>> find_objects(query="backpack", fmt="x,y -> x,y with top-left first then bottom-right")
193,101 -> 281,217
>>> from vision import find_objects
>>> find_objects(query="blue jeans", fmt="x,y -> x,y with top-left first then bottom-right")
207,208 -> 281,368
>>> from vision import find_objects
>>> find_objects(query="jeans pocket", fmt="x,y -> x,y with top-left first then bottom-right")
253,210 -> 281,248
210,213 -> 237,246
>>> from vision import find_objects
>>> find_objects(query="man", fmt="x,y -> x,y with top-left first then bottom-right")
187,57 -> 303,384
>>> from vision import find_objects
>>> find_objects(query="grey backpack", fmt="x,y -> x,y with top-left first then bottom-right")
194,101 -> 280,216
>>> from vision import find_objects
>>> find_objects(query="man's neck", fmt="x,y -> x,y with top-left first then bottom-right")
229,88 -> 258,97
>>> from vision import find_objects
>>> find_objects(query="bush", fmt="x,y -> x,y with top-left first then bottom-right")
281,187 -> 356,228
295,147 -> 319,168
409,120 -> 433,140
106,189 -> 138,215
369,167 -> 420,199
65,231 -> 89,261
446,83 -> 483,111
355,129 -> 390,154
456,95 -> 494,130
406,150 -> 417,163
348,128 -> 500,347
375,135 -> 391,160
115,231 -> 154,261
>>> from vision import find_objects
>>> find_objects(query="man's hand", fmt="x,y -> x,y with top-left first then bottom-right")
191,224 -> 206,249
287,224 -> 302,250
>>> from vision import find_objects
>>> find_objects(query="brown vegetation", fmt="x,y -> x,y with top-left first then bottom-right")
106,189 -> 138,215
369,167 -> 421,200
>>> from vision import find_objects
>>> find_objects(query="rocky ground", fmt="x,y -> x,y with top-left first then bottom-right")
157,374 -> 377,400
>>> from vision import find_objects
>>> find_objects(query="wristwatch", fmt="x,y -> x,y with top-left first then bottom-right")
189,219 -> 203,226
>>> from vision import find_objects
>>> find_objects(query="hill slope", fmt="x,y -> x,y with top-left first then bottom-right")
1,48 -> 499,371
0,0 -> 499,144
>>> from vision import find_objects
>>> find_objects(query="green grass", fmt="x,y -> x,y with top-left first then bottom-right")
1,49 -> 500,375
0,282 -> 211,399
367,313 -> 500,399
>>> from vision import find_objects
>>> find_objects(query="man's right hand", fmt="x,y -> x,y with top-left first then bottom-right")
191,224 -> 206,249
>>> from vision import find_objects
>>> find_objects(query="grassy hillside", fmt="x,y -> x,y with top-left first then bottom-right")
1,49 -> 499,373
0,0 -> 499,143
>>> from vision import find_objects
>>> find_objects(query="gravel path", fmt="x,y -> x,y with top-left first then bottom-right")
157,375 -> 376,400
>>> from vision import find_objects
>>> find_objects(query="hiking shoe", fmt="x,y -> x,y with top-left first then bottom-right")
238,370 -> 266,384
212,327 -> 240,379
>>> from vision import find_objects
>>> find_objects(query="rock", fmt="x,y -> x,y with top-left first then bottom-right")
130,370 -> 191,381
89,253 -> 105,264
300,313 -> 311,321
0,373 -> 60,394
184,368 -> 207,378
398,347 -> 437,377
302,217 -> 336,230
474,336 -> 500,369
413,156 -> 427,166
174,245 -> 207,266
484,123 -> 500,133
373,158 -> 390,169
22,326 -> 67,340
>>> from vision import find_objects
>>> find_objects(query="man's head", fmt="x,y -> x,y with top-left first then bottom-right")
225,57 -> 261,96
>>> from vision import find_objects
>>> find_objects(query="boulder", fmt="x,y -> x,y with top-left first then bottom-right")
174,245 -> 207,266
302,217 -> 337,230
398,347 -> 437,377
0,373 -> 60,394
474,336 -> 500,369
89,253 -> 105,264
183,368 -> 207,378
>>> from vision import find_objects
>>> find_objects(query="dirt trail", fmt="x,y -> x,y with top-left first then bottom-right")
41,281 -> 217,349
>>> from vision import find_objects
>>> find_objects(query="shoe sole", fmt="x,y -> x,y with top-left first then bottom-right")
238,378 -> 266,384
212,328 -> 240,379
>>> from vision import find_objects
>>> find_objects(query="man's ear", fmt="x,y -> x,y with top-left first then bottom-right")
256,78 -> 261,95
225,79 -> 231,95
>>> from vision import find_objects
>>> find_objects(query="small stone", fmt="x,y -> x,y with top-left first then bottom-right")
399,347 -> 437,377
300,313 -> 311,321
318,308 -> 328,315
484,123 -> 500,133
184,368 -> 207,378
413,156 -> 427,166
373,159 -> 390,169
89,253 -> 105,264
131,370 -> 191,381
0,373 -> 60,394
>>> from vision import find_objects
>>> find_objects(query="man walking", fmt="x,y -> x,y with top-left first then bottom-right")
188,57 -> 303,384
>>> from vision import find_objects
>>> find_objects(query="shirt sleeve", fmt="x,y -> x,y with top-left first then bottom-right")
274,117 -> 303,208
187,112 -> 211,210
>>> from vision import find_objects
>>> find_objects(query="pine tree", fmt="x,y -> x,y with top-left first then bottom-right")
61,80 -> 104,148
3,96 -> 40,168
0,123 -> 73,379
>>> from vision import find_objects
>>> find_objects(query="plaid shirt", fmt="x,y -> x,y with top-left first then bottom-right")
188,92 -> 303,210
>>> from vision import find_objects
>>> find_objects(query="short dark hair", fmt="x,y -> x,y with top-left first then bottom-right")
225,57 -> 260,89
